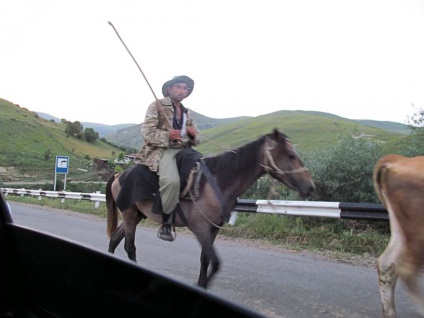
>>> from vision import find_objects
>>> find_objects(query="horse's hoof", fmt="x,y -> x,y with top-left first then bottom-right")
157,225 -> 175,242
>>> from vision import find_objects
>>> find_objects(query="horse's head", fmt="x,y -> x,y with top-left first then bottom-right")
260,128 -> 315,198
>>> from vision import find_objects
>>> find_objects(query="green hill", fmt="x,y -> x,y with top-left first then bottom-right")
196,110 -> 407,155
0,98 -> 122,183
106,109 -> 409,154
104,110 -> 250,149
1,97 -> 411,183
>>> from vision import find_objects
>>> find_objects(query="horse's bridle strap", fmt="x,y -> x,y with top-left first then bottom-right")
261,137 -> 309,175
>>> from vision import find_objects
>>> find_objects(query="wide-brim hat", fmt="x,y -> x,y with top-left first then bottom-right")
162,75 -> 194,97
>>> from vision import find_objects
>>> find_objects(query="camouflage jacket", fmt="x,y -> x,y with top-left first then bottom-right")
139,97 -> 200,171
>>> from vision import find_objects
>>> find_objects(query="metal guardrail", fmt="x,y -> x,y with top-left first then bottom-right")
1,188 -> 105,202
234,199 -> 388,221
1,188 -> 388,221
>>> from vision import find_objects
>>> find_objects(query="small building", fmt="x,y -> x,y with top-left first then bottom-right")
114,153 -> 140,165
93,158 -> 109,169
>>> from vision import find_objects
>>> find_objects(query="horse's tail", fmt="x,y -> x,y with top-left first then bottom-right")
106,173 -> 118,238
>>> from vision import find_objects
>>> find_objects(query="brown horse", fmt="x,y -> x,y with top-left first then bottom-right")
106,128 -> 315,288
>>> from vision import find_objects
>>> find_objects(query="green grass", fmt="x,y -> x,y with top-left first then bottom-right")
221,213 -> 390,257
0,98 -> 122,182
196,110 -> 405,155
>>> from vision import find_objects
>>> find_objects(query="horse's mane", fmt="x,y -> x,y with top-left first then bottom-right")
201,130 -> 289,189
202,135 -> 267,187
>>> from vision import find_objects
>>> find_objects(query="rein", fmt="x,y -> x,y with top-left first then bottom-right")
259,137 -> 309,176
189,191 -> 229,230
190,160 -> 231,230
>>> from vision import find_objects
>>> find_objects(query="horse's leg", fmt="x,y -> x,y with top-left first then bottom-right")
195,226 -> 221,289
122,209 -> 143,262
108,223 -> 125,254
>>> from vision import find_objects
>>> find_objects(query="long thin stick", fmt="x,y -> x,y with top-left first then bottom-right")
108,21 -> 158,101
108,21 -> 173,130
108,21 -> 235,153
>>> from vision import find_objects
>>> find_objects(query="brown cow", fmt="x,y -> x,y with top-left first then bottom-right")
373,154 -> 424,318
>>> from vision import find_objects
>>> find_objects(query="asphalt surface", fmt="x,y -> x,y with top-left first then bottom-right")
8,201 -> 422,318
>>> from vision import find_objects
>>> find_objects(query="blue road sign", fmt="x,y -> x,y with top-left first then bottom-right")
55,156 -> 69,174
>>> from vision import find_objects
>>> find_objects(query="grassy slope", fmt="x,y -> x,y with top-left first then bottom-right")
197,110 -> 405,155
0,98 -> 121,181
1,97 -> 410,180
106,109 -> 408,156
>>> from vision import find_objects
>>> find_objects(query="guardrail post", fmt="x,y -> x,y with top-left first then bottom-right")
95,191 -> 100,208
228,212 -> 238,225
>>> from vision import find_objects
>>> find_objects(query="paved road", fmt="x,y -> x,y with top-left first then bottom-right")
9,202 -> 421,318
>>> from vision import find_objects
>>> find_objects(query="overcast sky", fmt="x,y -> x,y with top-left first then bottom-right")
1,0 -> 424,125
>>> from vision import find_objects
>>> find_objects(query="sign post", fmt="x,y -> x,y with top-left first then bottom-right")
54,156 -> 69,191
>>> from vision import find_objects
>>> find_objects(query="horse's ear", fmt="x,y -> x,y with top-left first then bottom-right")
272,128 -> 284,142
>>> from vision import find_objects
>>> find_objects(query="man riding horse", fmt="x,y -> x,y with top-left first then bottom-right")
138,75 -> 200,242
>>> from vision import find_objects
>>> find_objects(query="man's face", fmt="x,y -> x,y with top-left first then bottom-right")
167,82 -> 190,101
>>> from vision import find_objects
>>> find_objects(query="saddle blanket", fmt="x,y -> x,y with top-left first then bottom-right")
116,148 -> 203,213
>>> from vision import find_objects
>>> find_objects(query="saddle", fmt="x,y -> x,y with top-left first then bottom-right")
116,148 -> 204,213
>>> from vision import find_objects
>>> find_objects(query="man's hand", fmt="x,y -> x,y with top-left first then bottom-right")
169,130 -> 182,141
186,127 -> 198,138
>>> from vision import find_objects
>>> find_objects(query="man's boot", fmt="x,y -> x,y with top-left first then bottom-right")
157,212 -> 174,242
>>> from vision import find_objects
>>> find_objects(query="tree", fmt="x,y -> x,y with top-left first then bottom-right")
304,131 -> 384,203
83,128 -> 99,143
407,104 -> 424,136
44,149 -> 51,160
400,105 -> 424,156
117,152 -> 125,162
65,121 -> 83,138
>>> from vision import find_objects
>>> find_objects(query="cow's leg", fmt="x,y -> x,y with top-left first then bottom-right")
398,250 -> 424,316
377,216 -> 403,318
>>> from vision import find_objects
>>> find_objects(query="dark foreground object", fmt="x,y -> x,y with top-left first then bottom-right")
0,192 -> 263,318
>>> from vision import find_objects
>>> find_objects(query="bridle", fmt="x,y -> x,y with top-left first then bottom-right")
259,136 -> 309,176
193,136 -> 308,230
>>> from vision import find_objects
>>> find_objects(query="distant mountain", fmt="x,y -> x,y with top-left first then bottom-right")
81,122 -> 138,138
354,119 -> 409,134
284,111 -> 409,134
103,110 -> 249,149
36,112 -> 61,122
36,112 -> 137,138
190,111 -> 250,130
106,124 -> 143,150
36,108 -> 410,153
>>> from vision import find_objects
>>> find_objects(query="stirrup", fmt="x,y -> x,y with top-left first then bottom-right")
157,224 -> 175,242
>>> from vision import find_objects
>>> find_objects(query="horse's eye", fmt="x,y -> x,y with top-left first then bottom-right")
288,153 -> 296,159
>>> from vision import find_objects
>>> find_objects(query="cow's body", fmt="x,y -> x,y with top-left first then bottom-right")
373,154 -> 424,317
